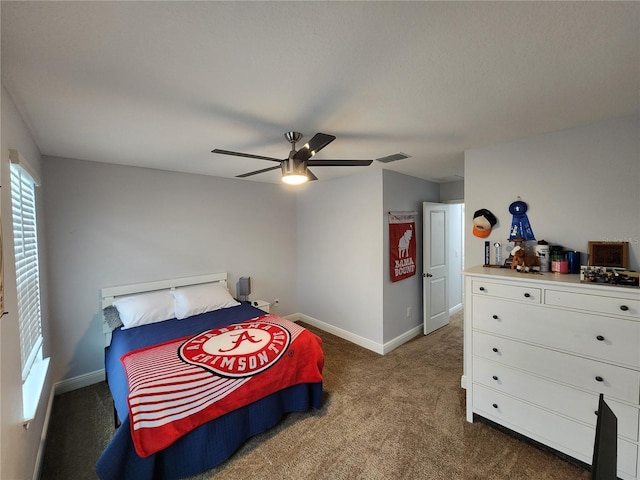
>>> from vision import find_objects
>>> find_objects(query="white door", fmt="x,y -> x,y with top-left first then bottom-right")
423,202 -> 449,334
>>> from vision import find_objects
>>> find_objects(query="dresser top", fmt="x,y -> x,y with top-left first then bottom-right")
463,265 -> 639,296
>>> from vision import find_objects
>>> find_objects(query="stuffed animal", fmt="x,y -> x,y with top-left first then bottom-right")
511,246 -> 526,271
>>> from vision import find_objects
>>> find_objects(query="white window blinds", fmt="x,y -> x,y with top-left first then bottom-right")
10,163 -> 43,382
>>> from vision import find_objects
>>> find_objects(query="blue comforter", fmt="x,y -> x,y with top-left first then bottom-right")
96,303 -> 322,480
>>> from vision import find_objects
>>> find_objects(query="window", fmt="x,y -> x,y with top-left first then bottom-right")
9,151 -> 48,423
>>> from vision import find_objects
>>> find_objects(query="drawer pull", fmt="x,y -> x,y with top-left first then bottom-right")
479,286 -> 486,291
492,403 -> 498,409
596,335 -> 605,341
595,376 -> 604,382
620,305 -> 629,311
492,347 -> 499,353
524,293 -> 531,298
492,375 -> 499,381
492,315 -> 498,320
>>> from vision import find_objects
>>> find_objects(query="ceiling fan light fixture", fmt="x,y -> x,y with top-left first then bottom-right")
281,158 -> 308,185
282,173 -> 308,185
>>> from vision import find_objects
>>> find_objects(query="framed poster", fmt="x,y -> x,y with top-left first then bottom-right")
588,241 -> 629,269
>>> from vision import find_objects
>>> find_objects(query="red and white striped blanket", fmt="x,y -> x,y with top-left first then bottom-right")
120,314 -> 324,457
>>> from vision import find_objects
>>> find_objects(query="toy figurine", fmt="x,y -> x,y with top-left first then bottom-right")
511,245 -> 527,271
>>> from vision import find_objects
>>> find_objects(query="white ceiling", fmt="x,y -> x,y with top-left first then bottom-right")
1,1 -> 638,184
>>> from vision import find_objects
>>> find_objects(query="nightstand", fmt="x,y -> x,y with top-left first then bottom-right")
251,300 -> 270,313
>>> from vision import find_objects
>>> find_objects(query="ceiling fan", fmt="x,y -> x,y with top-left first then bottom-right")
212,132 -> 373,185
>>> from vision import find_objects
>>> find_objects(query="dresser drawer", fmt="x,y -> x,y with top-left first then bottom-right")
473,331 -> 640,404
472,280 -> 541,303
473,384 -> 639,478
473,296 -> 640,367
546,289 -> 640,319
473,357 -> 639,441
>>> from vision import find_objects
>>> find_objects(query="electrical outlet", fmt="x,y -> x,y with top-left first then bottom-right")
273,299 -> 279,306
406,306 -> 412,317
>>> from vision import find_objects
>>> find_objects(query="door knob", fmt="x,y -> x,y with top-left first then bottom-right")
422,273 -> 433,278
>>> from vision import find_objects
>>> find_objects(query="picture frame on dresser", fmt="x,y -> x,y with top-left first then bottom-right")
588,241 -> 629,269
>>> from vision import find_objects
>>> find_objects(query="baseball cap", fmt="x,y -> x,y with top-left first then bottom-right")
473,209 -> 497,238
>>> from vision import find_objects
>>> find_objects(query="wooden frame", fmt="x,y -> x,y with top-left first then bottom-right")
588,241 -> 629,269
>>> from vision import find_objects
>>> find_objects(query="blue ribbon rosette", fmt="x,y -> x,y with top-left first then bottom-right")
508,200 -> 535,241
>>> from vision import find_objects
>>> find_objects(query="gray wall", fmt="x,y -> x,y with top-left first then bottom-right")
440,180 -> 464,202
447,203 -> 464,310
42,157 -> 299,382
439,180 -> 465,310
464,115 -> 639,271
382,170 -> 440,343
1,85 -> 50,480
297,170 -> 385,344
297,168 -> 443,349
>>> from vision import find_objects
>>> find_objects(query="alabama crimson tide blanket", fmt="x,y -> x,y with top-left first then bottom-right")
120,314 -> 324,457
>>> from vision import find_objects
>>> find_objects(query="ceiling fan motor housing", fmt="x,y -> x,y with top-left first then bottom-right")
281,157 -> 308,176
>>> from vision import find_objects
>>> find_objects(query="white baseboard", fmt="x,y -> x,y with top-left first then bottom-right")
450,303 -> 463,315
382,324 -> 423,354
295,313 -> 385,354
54,369 -> 105,395
295,313 -> 422,355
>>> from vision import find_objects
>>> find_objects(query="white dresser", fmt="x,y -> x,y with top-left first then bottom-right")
463,266 -> 640,479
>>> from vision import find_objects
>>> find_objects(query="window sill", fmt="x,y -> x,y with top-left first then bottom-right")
22,357 -> 50,429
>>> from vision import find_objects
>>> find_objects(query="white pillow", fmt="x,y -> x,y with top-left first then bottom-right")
113,290 -> 176,329
171,283 -> 240,320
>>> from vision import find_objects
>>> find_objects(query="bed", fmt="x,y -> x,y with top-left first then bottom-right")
95,273 -> 324,480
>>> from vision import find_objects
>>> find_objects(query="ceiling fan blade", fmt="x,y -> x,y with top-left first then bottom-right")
307,159 -> 373,167
306,168 -> 318,181
293,133 -> 336,161
212,149 -> 282,163
236,165 -> 282,178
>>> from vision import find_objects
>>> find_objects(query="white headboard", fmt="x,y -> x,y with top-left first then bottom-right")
101,272 -> 229,346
